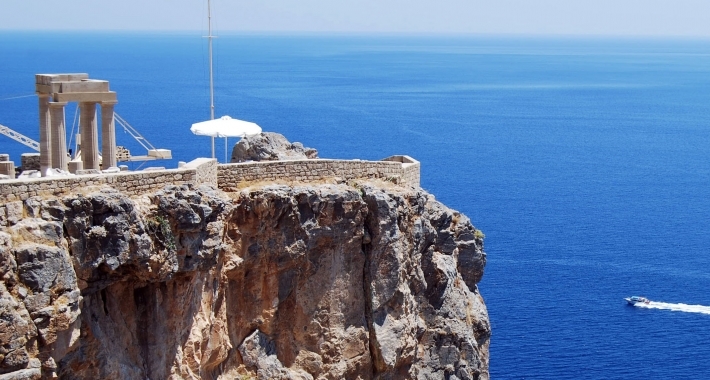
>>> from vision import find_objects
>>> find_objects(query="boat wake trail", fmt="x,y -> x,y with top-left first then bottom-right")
635,301 -> 710,315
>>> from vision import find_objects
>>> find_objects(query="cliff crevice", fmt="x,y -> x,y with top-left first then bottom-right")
0,181 -> 489,380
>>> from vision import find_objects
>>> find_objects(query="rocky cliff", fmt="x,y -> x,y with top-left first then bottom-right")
0,181 -> 489,379
231,132 -> 319,163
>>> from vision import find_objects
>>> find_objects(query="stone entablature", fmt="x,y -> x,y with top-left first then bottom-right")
0,156 -> 420,203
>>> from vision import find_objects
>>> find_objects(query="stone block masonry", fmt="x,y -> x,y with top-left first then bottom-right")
217,156 -> 420,192
0,155 -> 420,203
382,155 -> 420,187
21,153 -> 40,171
0,158 -> 217,203
186,157 -> 218,188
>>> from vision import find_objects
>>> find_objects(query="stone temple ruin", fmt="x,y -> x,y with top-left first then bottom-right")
36,73 -> 118,175
1,74 -> 421,203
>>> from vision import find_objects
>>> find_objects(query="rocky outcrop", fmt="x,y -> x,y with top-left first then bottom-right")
0,182 -> 489,379
231,132 -> 318,163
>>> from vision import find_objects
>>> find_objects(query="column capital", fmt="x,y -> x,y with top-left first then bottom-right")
100,100 -> 118,106
37,92 -> 50,98
48,101 -> 68,107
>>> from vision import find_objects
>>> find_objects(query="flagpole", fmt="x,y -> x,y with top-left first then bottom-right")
208,0 -> 216,158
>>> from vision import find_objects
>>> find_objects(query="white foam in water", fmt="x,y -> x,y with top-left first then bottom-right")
635,301 -> 710,315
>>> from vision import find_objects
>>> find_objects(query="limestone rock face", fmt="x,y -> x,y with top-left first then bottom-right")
0,182 -> 489,379
231,132 -> 318,163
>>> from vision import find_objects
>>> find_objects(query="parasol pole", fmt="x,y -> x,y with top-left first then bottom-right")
208,0 -> 216,158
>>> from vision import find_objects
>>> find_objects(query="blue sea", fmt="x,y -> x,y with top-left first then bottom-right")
2,32 -> 710,379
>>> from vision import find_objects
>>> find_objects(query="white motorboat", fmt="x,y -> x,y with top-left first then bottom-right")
625,296 -> 650,305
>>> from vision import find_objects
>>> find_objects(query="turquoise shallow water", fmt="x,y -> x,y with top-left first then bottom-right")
2,33 -> 710,379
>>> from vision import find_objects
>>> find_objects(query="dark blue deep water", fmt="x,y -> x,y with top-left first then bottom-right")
2,33 -> 710,379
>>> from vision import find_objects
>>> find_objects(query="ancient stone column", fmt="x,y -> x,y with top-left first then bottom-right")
79,102 -> 100,170
38,93 -> 52,176
100,101 -> 117,169
49,101 -> 68,171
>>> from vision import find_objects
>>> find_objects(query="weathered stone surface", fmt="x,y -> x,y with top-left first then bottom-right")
0,182 -> 489,379
150,184 -> 229,271
1,215 -> 82,379
231,132 -> 318,162
360,186 -> 489,379
0,367 -> 41,380
0,283 -> 36,375
20,154 -> 39,172
5,203 -> 23,226
238,329 -> 313,380
14,245 -> 73,294
62,189 -> 157,291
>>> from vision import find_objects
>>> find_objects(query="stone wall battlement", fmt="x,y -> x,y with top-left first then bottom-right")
0,155 -> 420,202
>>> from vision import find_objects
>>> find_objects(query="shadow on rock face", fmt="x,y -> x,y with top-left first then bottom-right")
0,181 -> 489,380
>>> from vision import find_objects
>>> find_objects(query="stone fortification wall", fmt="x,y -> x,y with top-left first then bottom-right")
217,156 -> 421,192
383,155 -> 420,187
185,157 -> 217,187
0,155 -> 421,202
0,158 -> 217,203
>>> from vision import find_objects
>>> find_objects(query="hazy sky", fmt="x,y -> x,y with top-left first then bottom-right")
2,0 -> 709,36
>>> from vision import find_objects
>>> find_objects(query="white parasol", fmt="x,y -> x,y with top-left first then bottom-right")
190,116 -> 262,162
